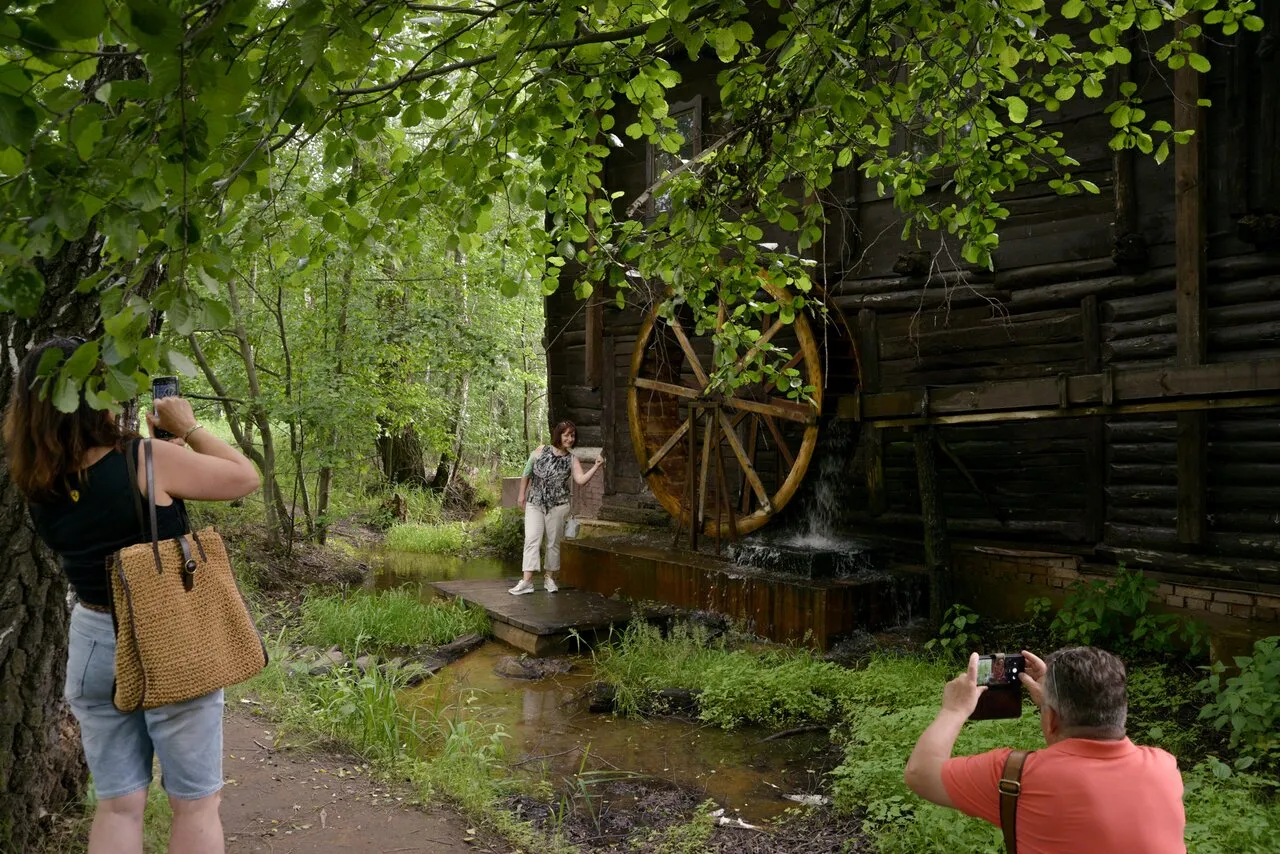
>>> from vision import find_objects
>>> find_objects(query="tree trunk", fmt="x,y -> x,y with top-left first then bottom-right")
914,427 -> 953,629
379,421 -> 430,487
0,244 -> 106,849
315,267 -> 352,546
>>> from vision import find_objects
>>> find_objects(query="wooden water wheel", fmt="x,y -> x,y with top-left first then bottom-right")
627,282 -> 823,539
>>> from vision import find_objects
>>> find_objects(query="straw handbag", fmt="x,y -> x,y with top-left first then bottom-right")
109,439 -> 267,712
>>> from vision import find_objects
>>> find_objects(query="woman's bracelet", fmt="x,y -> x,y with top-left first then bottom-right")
181,423 -> 205,441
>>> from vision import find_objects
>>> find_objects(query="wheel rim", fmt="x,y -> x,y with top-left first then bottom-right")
627,282 -> 823,538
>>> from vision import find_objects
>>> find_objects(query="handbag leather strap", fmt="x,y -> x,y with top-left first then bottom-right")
999,749 -> 1032,854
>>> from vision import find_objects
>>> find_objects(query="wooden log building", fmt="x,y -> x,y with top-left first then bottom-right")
548,10 -> 1280,640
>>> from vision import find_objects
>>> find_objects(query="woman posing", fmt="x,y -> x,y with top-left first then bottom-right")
4,338 -> 260,854
511,420 -> 603,595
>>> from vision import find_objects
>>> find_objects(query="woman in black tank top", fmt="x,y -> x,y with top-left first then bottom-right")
5,337 -> 261,854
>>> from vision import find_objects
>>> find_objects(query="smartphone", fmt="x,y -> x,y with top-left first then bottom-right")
970,653 -> 1025,721
150,376 -> 180,439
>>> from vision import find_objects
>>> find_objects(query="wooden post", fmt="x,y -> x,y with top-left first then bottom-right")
1082,295 -> 1106,544
914,426 -> 951,628
858,309 -> 888,516
601,335 -> 615,494
585,294 -> 604,390
1175,15 -> 1208,546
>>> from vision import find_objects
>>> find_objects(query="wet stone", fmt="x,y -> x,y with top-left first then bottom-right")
493,655 -> 574,680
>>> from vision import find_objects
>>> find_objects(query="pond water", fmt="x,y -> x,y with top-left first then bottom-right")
371,550 -> 835,823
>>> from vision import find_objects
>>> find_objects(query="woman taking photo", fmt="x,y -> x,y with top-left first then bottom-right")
4,337 -> 260,854
511,420 -> 603,595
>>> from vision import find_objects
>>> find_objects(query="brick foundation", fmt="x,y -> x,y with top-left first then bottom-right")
951,545 -> 1280,642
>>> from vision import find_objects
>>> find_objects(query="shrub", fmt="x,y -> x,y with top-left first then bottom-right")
385,521 -> 471,555
1182,760 -> 1280,854
924,604 -> 981,661
1197,636 -> 1280,773
1050,564 -> 1208,658
474,507 -> 524,558
300,588 -> 489,652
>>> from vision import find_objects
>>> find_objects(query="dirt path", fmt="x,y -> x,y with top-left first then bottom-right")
221,706 -> 505,854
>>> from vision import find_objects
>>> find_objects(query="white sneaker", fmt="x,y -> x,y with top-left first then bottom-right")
508,579 -> 535,596
544,575 -> 559,593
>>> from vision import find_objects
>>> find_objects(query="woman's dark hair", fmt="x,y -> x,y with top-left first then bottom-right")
3,337 -> 125,501
550,420 -> 577,450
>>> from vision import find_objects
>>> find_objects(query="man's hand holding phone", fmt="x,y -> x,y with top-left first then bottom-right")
943,653 -> 988,718
1018,649 -> 1049,709
148,396 -> 198,446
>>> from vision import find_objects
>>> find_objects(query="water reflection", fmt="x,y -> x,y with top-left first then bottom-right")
373,549 -> 835,822
371,550 -> 516,597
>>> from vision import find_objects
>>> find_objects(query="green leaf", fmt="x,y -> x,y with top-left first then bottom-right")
53,376 -> 80,413
164,347 -> 197,377
37,0 -> 106,40
1188,53 -> 1210,74
63,340 -> 99,379
1061,0 -> 1084,19
0,94 -> 38,150
0,265 -> 45,317
1005,96 -> 1029,124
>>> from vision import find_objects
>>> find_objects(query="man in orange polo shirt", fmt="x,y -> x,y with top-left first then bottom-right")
904,646 -> 1185,853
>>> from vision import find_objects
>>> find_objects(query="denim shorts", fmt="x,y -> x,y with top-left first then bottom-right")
65,605 -> 224,801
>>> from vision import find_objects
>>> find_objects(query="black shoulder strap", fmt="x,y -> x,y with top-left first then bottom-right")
127,438 -> 145,533
999,750 -> 1032,854
143,439 -> 162,570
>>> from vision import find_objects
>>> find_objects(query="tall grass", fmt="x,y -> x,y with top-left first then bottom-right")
593,620 -> 860,729
300,588 -> 489,652
385,521 -> 471,554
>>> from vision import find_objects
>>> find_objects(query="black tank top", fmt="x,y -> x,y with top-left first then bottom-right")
29,443 -> 188,608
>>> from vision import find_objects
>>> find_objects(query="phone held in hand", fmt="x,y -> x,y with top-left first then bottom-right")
151,376 -> 180,439
970,653 -> 1026,720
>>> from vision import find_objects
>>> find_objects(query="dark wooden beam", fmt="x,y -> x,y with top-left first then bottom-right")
585,294 -> 605,389
914,427 -> 951,628
858,309 -> 888,516
1082,295 -> 1106,543
841,359 -> 1280,422
1176,15 -> 1208,545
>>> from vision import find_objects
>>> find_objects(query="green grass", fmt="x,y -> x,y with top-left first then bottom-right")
233,630 -> 572,854
385,521 -> 471,554
300,588 -> 489,652
593,622 -> 1280,854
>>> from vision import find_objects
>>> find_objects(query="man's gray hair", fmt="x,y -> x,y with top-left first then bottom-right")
1044,646 -> 1128,735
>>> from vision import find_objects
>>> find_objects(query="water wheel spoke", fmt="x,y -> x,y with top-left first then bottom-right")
733,317 -> 788,373
634,376 -> 702,399
740,416 -> 759,514
781,351 -> 804,373
723,394 -> 816,424
667,317 -> 711,389
698,410 -> 715,523
762,414 -> 796,469
717,408 -> 772,513
644,416 -> 692,474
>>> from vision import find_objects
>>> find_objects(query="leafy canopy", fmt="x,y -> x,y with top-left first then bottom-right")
0,0 -> 1264,405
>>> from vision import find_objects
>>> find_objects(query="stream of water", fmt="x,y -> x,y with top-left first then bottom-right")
370,550 -> 834,823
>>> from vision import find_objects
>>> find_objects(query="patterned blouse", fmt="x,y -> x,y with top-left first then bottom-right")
526,446 -> 573,511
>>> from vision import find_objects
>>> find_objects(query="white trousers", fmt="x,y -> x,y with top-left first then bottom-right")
523,502 -> 570,576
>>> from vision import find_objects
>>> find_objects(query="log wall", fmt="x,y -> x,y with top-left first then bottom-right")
545,8 -> 1280,591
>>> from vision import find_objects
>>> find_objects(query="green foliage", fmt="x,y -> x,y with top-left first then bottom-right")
924,604 -> 982,660
1198,636 -> 1280,772
633,799 -> 717,854
594,620 -> 856,729
0,0 -> 1261,419
300,588 -> 489,652
301,660 -> 424,763
1125,663 -> 1210,760
1050,564 -> 1209,657
385,522 -> 472,555
829,655 -> 1042,853
473,508 -> 525,558
1182,761 -> 1280,854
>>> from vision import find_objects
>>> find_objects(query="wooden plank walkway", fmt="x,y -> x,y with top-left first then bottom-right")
430,579 -> 642,656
